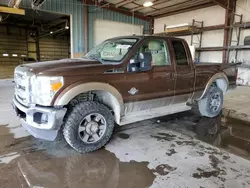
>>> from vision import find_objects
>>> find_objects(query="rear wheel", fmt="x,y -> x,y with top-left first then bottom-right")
63,101 -> 114,153
198,87 -> 223,118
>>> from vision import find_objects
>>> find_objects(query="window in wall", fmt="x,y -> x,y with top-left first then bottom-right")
172,40 -> 188,66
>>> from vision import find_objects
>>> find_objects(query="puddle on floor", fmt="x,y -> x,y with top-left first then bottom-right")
217,117 -> 250,160
12,149 -> 155,188
157,111 -> 250,160
190,114 -> 250,160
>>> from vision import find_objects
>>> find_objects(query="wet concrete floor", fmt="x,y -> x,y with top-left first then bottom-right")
1,80 -> 250,188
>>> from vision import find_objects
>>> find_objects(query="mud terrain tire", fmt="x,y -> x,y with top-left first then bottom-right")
63,101 -> 114,153
198,87 -> 223,118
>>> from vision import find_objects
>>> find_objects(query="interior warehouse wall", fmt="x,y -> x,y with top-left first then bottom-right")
88,6 -> 150,50
39,36 -> 70,61
230,0 -> 250,64
154,5 -> 225,63
1,0 -> 85,57
0,25 -> 28,78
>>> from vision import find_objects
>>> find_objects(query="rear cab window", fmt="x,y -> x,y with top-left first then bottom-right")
171,40 -> 188,66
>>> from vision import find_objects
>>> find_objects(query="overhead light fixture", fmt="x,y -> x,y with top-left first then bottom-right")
3,54 -> 9,57
12,54 -> 18,57
65,21 -> 69,29
32,0 -> 46,7
143,1 -> 153,7
50,31 -> 53,34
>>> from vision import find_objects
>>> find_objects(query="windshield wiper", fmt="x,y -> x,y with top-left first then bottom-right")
87,55 -> 101,61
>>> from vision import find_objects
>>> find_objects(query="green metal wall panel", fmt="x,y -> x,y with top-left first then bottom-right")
88,6 -> 150,50
1,0 -> 84,56
1,1 -> 150,54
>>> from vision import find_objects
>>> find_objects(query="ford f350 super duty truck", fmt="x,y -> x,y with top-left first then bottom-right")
13,36 -> 238,153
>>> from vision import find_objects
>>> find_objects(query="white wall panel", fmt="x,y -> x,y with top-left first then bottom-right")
229,50 -> 250,64
154,5 -> 225,63
200,51 -> 223,63
201,30 -> 224,47
94,19 -> 143,46
154,5 -> 225,33
236,0 -> 250,22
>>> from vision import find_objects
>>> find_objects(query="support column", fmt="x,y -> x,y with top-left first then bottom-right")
84,5 -> 88,54
150,18 -> 154,35
222,0 -> 236,64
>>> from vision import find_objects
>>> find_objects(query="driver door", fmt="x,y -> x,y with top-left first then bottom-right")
122,38 -> 175,114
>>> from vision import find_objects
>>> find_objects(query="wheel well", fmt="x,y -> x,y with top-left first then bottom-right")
67,90 -> 121,124
215,78 -> 228,93
197,77 -> 228,101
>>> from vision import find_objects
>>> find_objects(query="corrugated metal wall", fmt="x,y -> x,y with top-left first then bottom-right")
39,36 -> 70,61
1,0 -> 84,57
88,6 -> 150,50
0,0 -> 150,56
0,25 -> 28,78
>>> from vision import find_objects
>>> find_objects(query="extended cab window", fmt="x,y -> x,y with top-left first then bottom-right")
172,40 -> 188,66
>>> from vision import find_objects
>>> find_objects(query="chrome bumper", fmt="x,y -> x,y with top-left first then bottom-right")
13,97 -> 67,141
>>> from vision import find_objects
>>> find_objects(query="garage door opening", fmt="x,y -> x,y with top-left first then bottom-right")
0,9 -> 71,78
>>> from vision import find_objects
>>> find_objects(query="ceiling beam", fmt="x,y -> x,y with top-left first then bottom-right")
0,6 -> 25,15
115,0 -> 134,7
212,0 -> 228,9
146,0 -> 212,16
154,2 -> 215,18
84,0 -> 151,21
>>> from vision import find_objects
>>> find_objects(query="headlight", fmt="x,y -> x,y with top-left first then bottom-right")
31,76 -> 64,105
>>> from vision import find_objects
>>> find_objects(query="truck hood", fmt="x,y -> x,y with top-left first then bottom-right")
21,58 -> 109,76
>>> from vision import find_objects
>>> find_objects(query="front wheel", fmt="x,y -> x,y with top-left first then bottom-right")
198,87 -> 223,118
63,101 -> 114,153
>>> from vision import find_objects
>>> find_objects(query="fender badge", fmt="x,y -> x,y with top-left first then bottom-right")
128,87 -> 138,95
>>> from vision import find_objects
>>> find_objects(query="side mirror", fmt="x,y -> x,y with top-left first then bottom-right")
128,52 -> 152,72
138,52 -> 152,71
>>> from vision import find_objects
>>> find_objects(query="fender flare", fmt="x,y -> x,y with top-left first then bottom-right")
55,82 -> 124,124
197,72 -> 229,101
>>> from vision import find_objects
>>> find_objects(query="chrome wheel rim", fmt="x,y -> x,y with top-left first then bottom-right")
209,92 -> 221,113
78,113 -> 107,144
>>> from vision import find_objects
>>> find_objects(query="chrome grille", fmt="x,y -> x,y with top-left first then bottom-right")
14,65 -> 34,106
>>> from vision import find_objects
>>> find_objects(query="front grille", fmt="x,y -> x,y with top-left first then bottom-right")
14,65 -> 34,106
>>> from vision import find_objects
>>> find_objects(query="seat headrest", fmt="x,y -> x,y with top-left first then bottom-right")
148,41 -> 162,51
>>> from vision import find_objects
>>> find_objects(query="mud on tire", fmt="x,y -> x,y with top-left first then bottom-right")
63,101 -> 114,153
198,87 -> 223,118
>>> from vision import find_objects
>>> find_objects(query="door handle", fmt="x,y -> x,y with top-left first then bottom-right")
169,73 -> 174,80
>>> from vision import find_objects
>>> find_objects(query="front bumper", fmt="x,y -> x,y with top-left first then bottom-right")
13,97 -> 67,141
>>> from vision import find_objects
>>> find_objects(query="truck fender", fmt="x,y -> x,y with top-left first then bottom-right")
196,72 -> 229,101
55,82 -> 124,124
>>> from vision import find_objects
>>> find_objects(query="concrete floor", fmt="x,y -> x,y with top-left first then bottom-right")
224,86 -> 250,123
1,80 -> 250,188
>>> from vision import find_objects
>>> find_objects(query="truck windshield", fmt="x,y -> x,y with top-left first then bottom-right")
85,38 -> 138,64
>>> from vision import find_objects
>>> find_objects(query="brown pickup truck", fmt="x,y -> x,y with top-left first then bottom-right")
13,35 -> 238,153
